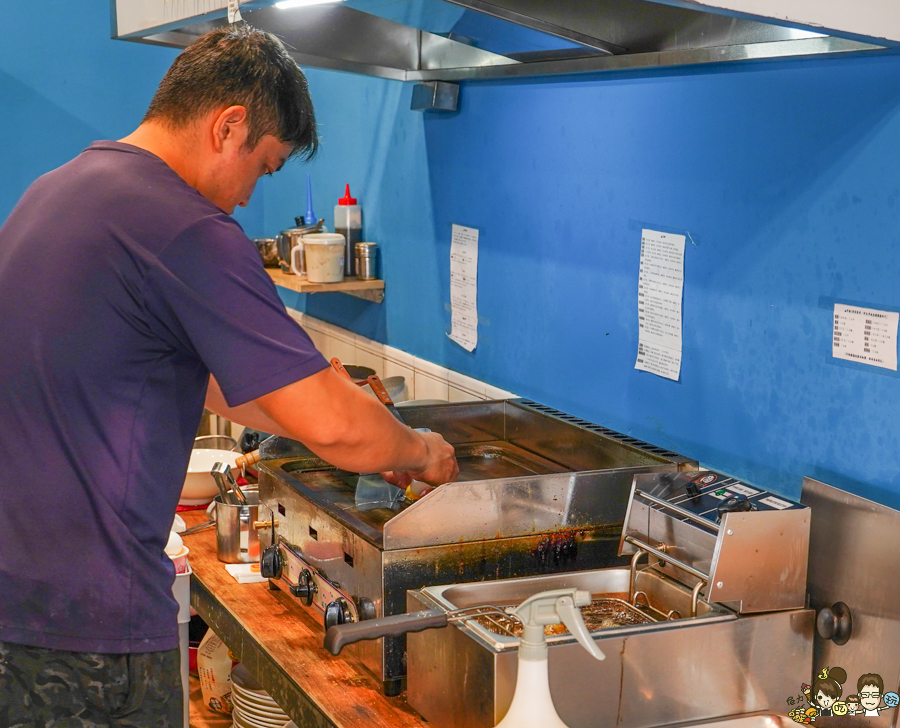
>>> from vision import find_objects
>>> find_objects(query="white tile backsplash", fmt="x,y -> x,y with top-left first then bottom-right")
306,326 -> 328,353
414,372 -> 450,401
384,345 -> 415,369
485,384 -> 517,400
449,386 -> 482,403
353,346 -> 384,378
414,357 -> 449,381
448,371 -> 487,398
287,309 -> 516,405
383,361 -> 415,399
328,336 -> 356,366
355,334 -> 383,357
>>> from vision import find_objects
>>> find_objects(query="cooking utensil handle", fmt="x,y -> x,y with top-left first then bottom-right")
235,450 -> 260,470
366,374 -> 395,407
331,357 -> 369,387
366,375 -> 406,424
225,467 -> 248,505
324,610 -> 448,656
211,462 -> 234,505
330,357 -> 353,381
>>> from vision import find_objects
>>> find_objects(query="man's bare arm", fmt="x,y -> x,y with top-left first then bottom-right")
205,376 -> 289,437
205,369 -> 458,485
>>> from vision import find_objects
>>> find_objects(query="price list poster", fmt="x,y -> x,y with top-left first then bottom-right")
635,229 -> 686,381
448,224 -> 479,352
832,304 -> 899,371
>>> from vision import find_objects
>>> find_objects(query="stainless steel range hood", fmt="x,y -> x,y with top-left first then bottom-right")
114,0 -> 894,82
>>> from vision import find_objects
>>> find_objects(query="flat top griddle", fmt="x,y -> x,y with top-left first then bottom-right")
272,442 -> 570,544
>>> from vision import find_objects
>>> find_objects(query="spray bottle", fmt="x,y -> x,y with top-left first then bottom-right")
495,589 -> 605,728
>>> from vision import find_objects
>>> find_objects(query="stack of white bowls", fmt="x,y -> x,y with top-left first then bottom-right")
230,664 -> 291,728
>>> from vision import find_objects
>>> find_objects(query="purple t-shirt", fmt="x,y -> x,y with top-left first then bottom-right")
0,142 -> 327,653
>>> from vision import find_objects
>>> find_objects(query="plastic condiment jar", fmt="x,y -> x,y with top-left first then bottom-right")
303,233 -> 346,283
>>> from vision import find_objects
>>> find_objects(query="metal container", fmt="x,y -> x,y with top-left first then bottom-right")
253,237 -> 280,268
277,219 -> 324,274
255,399 -> 696,694
355,242 -> 378,280
406,470 -> 814,728
214,489 -> 260,564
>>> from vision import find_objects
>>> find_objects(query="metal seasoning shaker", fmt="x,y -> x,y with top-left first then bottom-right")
355,242 -> 378,280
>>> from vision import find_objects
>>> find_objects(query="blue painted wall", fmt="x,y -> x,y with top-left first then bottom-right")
277,54 -> 900,505
0,2 -> 263,233
3,3 -> 899,505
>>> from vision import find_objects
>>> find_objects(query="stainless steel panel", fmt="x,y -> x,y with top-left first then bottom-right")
408,570 -> 812,728
676,718 -> 795,728
383,467 -> 677,550
446,0 -> 818,54
801,477 -> 900,726
710,509 -> 810,612
615,611 -> 813,728
622,472 -> 809,613
258,472 -> 388,679
118,0 -> 887,82
408,37 -> 884,82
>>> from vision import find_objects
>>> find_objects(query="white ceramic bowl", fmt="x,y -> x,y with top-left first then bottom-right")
180,448 -> 240,505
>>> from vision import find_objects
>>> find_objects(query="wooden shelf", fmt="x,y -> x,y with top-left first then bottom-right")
268,269 -> 385,303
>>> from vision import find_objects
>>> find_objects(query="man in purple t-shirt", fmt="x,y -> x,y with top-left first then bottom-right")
0,25 -> 457,726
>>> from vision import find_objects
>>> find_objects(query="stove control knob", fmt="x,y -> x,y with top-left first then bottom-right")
356,597 -> 377,621
716,493 -> 754,522
324,598 -> 352,630
289,569 -> 315,607
817,601 -> 852,645
260,544 -> 283,580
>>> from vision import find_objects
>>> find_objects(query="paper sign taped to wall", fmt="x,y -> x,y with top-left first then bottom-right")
833,303 -> 898,371
635,229 -> 685,381
228,0 -> 243,24
448,224 -> 479,352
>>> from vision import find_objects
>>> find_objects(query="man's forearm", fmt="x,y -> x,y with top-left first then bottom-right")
254,368 -> 431,474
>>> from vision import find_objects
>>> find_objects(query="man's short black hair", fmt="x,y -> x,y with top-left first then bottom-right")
144,24 -> 317,160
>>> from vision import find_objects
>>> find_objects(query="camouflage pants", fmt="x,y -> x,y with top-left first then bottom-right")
0,640 -> 182,727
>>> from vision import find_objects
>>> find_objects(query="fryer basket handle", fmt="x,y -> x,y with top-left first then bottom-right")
324,610 -> 449,655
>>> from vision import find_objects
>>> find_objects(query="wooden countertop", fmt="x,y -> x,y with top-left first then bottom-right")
180,510 -> 427,728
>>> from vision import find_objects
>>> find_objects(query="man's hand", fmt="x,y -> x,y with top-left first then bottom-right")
381,431 -> 459,487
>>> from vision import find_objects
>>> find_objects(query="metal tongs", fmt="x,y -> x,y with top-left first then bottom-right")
211,462 -> 248,505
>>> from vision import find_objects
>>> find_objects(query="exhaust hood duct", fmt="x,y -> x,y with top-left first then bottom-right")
114,0 -> 892,82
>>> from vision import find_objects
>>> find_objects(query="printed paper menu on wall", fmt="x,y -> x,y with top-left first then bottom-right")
832,303 -> 898,371
635,229 -> 685,381
448,224 -> 478,352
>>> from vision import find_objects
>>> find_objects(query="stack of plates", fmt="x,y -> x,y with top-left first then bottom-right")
230,664 -> 291,728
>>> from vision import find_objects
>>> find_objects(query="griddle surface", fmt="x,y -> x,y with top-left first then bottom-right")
275,442 -> 569,545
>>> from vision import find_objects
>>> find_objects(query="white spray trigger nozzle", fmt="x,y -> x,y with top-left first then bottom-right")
556,591 -> 605,661
512,588 -> 605,662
